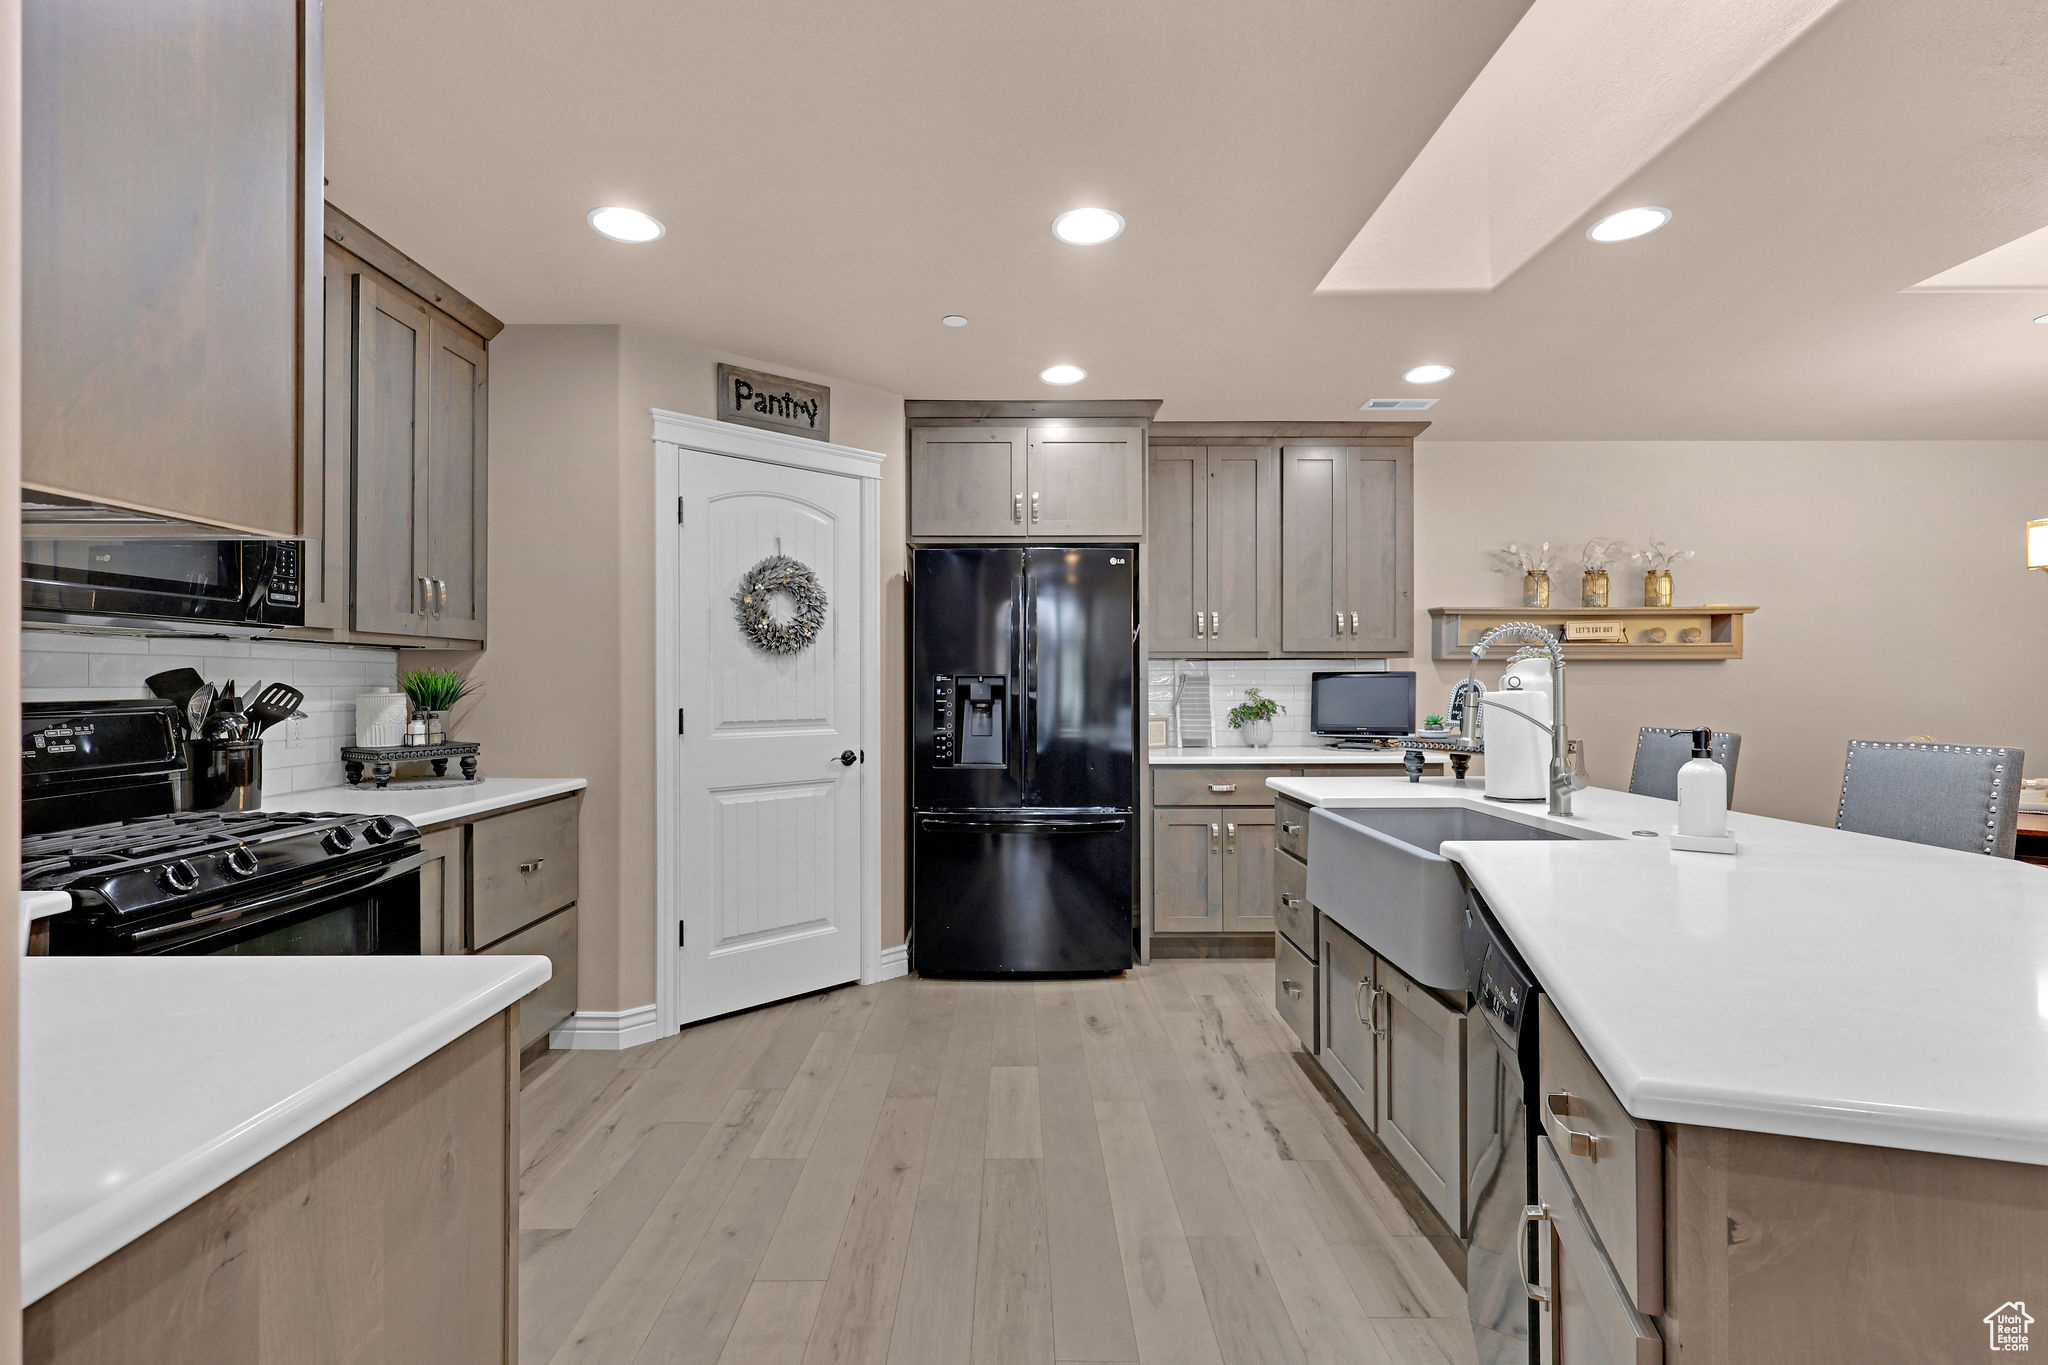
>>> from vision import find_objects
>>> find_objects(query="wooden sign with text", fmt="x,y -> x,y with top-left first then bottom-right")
716,363 -> 830,442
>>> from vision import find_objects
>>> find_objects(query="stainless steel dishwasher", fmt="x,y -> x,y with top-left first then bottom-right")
1463,888 -> 1539,1365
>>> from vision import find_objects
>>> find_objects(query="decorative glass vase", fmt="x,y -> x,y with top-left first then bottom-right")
1643,569 -> 1673,608
1523,571 -> 1551,608
1581,570 -> 1610,608
1239,718 -> 1273,749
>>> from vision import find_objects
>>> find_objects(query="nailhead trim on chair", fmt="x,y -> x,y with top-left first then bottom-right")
1838,739 -> 2013,855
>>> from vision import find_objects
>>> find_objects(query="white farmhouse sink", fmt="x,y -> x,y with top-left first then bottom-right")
1306,805 -> 1582,990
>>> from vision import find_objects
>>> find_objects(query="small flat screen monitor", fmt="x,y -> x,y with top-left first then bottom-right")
1310,671 -> 1416,739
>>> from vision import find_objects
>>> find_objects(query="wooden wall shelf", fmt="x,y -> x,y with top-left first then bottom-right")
1428,605 -> 1758,661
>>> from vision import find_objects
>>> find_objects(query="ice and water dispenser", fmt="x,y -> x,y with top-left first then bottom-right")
932,674 -> 1007,767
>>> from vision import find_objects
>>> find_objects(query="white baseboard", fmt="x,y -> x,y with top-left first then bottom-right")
871,943 -> 909,983
548,1004 -> 662,1051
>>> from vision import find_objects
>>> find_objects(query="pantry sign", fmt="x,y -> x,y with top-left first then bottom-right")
716,363 -> 830,443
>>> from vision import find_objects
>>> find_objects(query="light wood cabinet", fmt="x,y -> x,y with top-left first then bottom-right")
1537,1138 -> 1665,1365
1221,809 -> 1276,933
306,208 -> 499,648
1152,809 -> 1224,935
906,404 -> 1156,540
419,827 -> 466,955
22,0 -> 320,537
1280,444 -> 1413,655
1375,960 -> 1466,1221
1147,445 -> 1280,654
1320,919 -> 1377,1118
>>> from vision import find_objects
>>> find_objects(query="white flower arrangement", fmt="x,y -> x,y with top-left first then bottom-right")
1489,541 -> 1559,574
1631,539 -> 1695,571
1580,538 -> 1626,572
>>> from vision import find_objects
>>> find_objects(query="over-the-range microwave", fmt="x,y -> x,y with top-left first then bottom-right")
22,534 -> 305,635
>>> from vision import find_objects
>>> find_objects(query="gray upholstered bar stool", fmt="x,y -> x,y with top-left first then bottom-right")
1630,727 -> 1741,803
1835,740 -> 2025,858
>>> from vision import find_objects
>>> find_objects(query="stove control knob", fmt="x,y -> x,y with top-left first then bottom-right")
364,817 -> 398,843
322,826 -> 358,854
160,859 -> 200,893
224,846 -> 260,879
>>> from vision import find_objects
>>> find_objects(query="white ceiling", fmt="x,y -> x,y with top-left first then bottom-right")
325,0 -> 2048,439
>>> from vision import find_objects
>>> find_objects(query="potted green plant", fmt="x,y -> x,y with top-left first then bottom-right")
1423,713 -> 1446,733
1227,688 -> 1284,749
399,668 -> 473,743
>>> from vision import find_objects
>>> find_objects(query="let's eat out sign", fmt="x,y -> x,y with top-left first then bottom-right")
716,363 -> 830,443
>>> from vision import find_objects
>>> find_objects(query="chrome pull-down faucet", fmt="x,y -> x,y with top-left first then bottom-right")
1465,621 -> 1584,816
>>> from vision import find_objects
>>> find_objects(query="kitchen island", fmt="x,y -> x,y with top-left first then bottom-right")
1271,775 -> 2048,1364
22,954 -> 545,1363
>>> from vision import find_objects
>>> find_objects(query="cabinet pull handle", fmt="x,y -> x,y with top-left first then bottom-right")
1355,977 -> 1371,1026
1195,611 -> 1206,638
417,574 -> 431,615
1279,892 -> 1301,908
1013,491 -> 1024,523
1335,611 -> 1344,637
1280,820 -> 1302,834
1544,1092 -> 1601,1161
1210,610 -> 1219,636
1367,984 -> 1389,1038
1519,1203 -> 1553,1304
1210,823 -> 1220,852
437,579 -> 449,614
1208,782 -> 1238,793
1281,978 -> 1302,1000
1350,611 -> 1358,635
1030,490 -> 1040,523
1225,821 -> 1236,851
519,857 -> 547,874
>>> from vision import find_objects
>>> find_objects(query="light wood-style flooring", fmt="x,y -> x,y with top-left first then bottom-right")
517,961 -> 1480,1365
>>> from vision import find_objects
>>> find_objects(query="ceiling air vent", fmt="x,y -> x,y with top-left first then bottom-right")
1359,397 -> 1438,411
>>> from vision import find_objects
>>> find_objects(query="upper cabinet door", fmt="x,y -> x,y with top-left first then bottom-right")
1147,446 -> 1208,654
352,279 -> 430,637
1342,447 -> 1414,654
1280,446 -> 1351,652
22,0 -> 310,535
1025,424 -> 1145,536
911,426 -> 1028,536
1205,446 -> 1280,654
423,319 -> 488,641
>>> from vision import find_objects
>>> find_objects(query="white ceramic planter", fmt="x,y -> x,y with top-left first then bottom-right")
1239,718 -> 1274,748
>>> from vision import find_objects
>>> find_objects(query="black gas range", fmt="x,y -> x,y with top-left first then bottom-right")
25,699 -> 426,956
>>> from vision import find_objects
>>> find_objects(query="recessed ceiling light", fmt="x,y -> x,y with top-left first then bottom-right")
2035,314 -> 2048,324
942,315 -> 968,327
1586,206 -> 1671,243
1051,208 -> 1125,246
1039,364 -> 1087,385
587,206 -> 665,243
1402,364 -> 1455,384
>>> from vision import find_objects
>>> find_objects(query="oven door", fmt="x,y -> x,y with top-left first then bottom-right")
115,851 -> 427,956
21,537 -> 303,634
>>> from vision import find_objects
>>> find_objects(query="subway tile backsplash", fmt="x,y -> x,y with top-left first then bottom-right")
1147,656 -> 1389,748
23,632 -> 400,795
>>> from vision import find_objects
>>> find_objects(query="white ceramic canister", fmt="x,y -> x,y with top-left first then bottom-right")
355,688 -> 409,748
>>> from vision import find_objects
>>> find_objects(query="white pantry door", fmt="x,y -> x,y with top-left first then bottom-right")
673,447 -> 865,1024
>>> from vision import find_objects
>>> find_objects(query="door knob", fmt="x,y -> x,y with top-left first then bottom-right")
836,750 -> 858,767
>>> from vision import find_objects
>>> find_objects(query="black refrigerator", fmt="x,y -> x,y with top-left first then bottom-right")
910,544 -> 1138,975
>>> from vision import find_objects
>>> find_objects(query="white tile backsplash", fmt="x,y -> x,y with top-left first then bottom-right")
1148,656 -> 1390,746
22,632 -> 401,795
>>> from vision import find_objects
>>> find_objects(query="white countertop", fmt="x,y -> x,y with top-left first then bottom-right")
20,954 -> 549,1303
1150,745 -> 1436,766
264,775 -> 587,827
1267,776 -> 2048,1165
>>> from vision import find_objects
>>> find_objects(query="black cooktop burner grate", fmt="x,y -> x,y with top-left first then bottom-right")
21,810 -> 362,890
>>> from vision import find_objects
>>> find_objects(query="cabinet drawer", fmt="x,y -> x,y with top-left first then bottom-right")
478,905 -> 578,1051
1154,766 -> 1296,807
1537,1136 -> 1663,1364
1274,932 -> 1317,1054
470,796 -> 580,949
1275,794 -> 1311,860
1274,849 -> 1312,956
1538,996 -> 1663,1314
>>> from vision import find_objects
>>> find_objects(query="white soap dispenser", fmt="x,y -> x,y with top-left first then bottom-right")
1670,727 -> 1736,854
